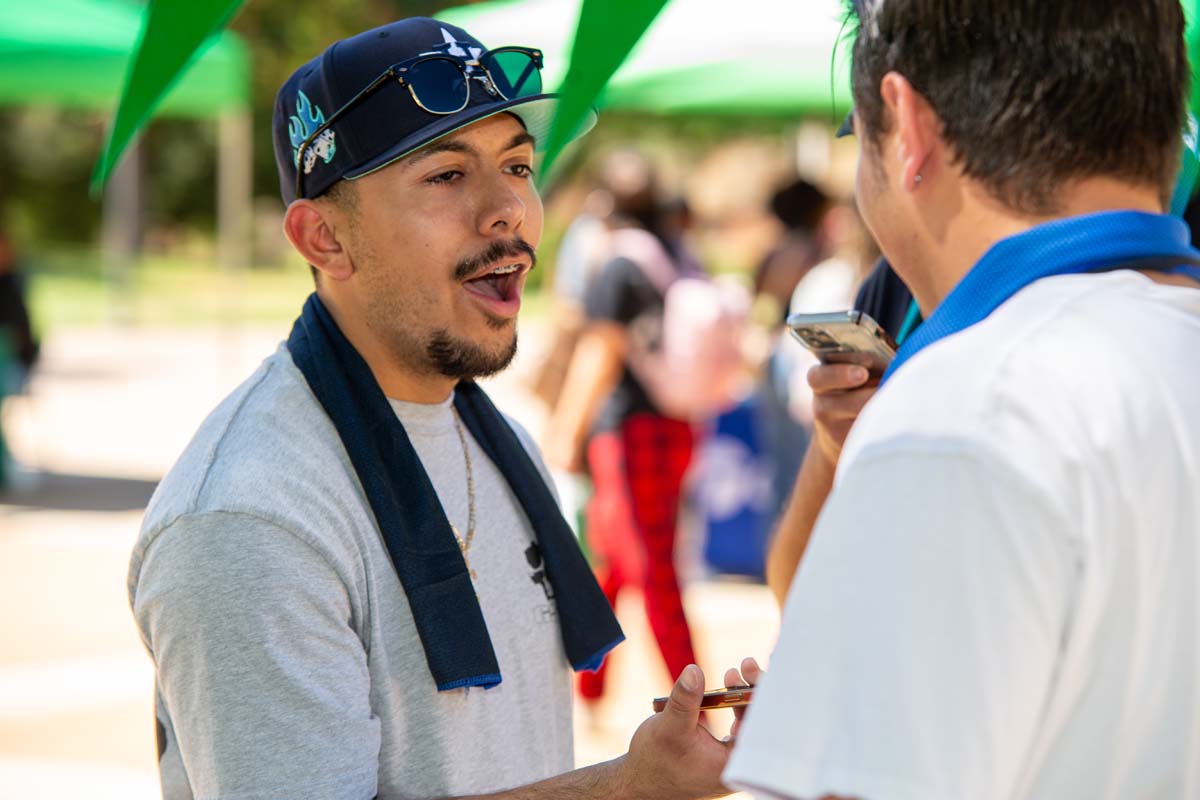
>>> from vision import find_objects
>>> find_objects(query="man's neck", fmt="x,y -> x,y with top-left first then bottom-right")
907,178 -> 1165,316
315,289 -> 456,404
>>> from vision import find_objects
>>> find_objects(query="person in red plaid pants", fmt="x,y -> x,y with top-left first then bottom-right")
543,161 -> 702,701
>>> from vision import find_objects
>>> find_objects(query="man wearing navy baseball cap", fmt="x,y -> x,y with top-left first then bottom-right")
129,17 -> 744,800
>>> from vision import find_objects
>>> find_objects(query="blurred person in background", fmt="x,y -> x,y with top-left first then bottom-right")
765,250 -> 910,603
0,228 -> 39,489
764,256 -> 906,603
0,230 -> 39,389
553,185 -> 616,310
754,184 -> 880,532
786,202 -> 879,318
128,18 -> 744,800
753,178 -> 831,324
727,1 -> 1200,797
528,185 -> 614,415
543,150 -> 706,709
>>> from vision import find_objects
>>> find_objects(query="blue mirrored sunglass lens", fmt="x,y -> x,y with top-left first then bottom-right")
483,51 -> 542,99
408,59 -> 469,113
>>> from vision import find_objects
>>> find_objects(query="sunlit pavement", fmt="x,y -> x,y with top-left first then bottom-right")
0,324 -> 778,799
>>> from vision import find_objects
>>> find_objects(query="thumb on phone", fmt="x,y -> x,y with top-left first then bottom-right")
659,664 -> 704,731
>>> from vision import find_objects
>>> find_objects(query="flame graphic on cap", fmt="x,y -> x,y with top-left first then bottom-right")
288,91 -> 337,175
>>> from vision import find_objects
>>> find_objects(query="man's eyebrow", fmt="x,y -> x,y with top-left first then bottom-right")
405,138 -> 474,167
403,131 -> 535,168
506,131 -> 536,151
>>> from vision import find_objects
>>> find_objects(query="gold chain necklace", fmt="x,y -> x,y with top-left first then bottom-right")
450,407 -> 477,581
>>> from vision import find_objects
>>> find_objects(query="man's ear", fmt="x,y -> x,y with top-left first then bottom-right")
879,72 -> 940,193
283,199 -> 354,281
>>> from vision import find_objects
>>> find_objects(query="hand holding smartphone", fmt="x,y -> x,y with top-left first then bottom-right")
786,310 -> 897,376
652,685 -> 754,713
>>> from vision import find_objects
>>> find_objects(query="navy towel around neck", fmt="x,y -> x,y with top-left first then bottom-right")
287,294 -> 623,690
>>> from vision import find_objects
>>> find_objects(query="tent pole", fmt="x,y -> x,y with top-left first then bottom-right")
101,137 -> 141,322
216,109 -> 252,381
217,110 -> 252,274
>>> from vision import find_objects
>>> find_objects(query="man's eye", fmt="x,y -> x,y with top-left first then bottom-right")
510,164 -> 534,178
426,170 -> 461,185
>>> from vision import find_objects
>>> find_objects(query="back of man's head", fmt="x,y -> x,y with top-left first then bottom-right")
849,0 -> 1189,214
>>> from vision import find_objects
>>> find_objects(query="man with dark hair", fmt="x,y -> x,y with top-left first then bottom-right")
728,1 -> 1200,797
128,18 -> 743,800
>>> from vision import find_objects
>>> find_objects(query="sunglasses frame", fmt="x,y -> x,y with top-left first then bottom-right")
294,46 -> 544,200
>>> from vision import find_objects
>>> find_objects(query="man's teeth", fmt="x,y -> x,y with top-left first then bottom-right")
490,263 -> 520,276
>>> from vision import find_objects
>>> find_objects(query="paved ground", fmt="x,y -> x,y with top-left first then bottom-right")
0,322 -> 779,798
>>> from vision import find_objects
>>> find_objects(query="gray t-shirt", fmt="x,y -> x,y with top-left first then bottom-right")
128,346 -> 574,800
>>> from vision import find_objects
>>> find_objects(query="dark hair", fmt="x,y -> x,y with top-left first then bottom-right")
849,0 -> 1189,214
769,179 -> 830,232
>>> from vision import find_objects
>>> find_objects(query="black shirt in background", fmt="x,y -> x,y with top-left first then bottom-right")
583,256 -> 664,434
853,258 -> 913,339
0,270 -> 38,371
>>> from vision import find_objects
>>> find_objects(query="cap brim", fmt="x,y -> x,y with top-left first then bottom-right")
835,110 -> 854,138
343,94 -> 595,183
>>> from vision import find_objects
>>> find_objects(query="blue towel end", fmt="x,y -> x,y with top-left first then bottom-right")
437,673 -> 503,692
572,634 -> 625,674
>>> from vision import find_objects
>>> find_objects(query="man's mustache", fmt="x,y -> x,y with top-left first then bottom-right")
453,238 -> 538,282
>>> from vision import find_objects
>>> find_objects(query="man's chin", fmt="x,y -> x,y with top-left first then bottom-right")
426,328 -> 518,381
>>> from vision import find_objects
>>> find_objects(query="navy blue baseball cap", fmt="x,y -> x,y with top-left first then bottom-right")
272,17 -> 595,204
835,111 -> 854,138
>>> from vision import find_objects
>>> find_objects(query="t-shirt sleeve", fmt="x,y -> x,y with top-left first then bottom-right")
723,444 -> 1079,800
583,256 -> 656,326
132,511 -> 381,800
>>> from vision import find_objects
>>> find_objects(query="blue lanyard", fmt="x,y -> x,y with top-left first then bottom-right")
882,210 -> 1200,383
894,299 -> 922,346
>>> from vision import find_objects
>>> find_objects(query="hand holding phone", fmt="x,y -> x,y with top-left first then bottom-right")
787,310 -> 897,376
652,685 -> 754,713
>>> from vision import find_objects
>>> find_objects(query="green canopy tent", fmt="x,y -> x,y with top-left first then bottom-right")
0,0 -> 252,270
438,0 -> 854,179
438,0 -> 853,116
92,0 -> 1200,196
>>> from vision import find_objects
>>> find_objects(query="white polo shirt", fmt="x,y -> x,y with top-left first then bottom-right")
725,270 -> 1200,800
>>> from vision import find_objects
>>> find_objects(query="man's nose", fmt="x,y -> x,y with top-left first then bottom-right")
477,173 -> 525,235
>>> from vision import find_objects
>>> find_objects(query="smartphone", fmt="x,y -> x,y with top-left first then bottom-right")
652,686 -> 754,713
786,310 -> 897,375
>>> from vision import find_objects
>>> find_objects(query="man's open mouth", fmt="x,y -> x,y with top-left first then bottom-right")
463,261 -> 527,302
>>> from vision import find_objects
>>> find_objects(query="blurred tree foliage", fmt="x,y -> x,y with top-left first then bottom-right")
0,0 -> 477,246
0,107 -> 106,243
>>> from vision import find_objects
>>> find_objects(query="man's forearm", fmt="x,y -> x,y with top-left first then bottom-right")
765,442 -> 836,606
446,756 -> 630,800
